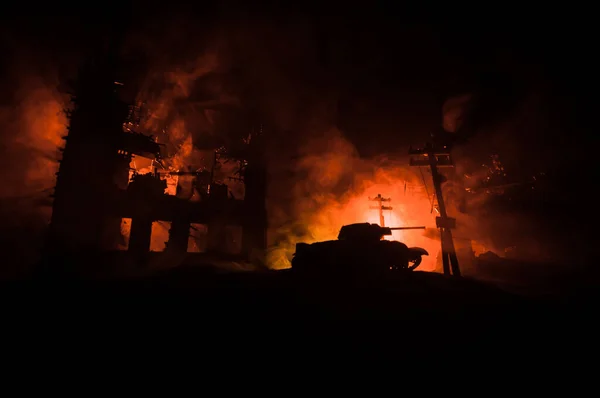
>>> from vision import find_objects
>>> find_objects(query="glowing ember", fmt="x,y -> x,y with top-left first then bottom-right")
150,221 -> 170,251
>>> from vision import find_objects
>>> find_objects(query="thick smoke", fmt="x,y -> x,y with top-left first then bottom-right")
0,57 -> 70,277
441,84 -> 590,268
0,16 -> 86,278
2,12 -> 590,280
266,127 -> 442,270
125,15 -> 350,267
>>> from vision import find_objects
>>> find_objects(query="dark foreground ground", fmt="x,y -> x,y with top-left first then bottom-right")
2,261 -> 599,365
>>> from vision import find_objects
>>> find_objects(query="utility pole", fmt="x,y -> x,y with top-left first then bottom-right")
409,143 -> 461,277
369,194 -> 392,227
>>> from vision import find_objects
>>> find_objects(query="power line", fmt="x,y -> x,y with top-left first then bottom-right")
418,166 -> 434,212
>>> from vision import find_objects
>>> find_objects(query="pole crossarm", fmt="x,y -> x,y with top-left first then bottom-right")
369,196 -> 391,202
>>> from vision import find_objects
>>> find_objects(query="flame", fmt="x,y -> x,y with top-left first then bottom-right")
170,126 -> 194,171
150,221 -> 169,252
119,218 -> 131,250
319,178 -> 439,271
267,153 -> 442,272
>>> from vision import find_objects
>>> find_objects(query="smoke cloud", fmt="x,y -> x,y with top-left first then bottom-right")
0,62 -> 70,278
1,12 -> 590,280
442,82 -> 590,268
266,128 -> 443,270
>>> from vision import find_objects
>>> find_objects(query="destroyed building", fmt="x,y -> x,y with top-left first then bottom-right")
44,45 -> 268,272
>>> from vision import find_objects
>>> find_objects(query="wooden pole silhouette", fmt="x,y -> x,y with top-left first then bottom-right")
409,143 -> 461,276
369,194 -> 392,227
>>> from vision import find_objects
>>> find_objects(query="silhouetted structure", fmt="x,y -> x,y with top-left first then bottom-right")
46,50 -> 151,255
409,143 -> 461,276
368,194 -> 392,227
44,49 -> 268,271
292,222 -> 428,275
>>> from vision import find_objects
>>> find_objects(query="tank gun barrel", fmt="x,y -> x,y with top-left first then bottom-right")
388,226 -> 426,230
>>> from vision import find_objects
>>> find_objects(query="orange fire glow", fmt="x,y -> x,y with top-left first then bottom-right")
5,81 -> 69,221
267,164 -> 442,272
333,182 -> 440,271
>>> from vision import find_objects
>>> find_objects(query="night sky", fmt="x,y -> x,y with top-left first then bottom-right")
4,3 -> 595,148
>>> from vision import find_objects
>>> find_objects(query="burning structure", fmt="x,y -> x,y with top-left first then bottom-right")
44,46 -> 267,273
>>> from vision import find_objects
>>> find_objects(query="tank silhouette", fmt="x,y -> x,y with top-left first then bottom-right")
291,223 -> 429,274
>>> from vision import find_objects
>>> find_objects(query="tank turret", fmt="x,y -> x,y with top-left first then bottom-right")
337,223 -> 426,242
